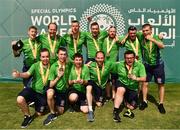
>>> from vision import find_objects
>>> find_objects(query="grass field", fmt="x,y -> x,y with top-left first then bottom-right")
0,82 -> 179,129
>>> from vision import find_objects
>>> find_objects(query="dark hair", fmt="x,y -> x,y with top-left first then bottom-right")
124,50 -> 135,58
128,26 -> 137,32
40,48 -> 50,56
57,47 -> 67,54
142,23 -> 152,29
71,20 -> 79,24
108,25 -> 116,30
73,53 -> 83,60
28,26 -> 37,31
48,22 -> 58,30
95,51 -> 105,57
91,22 -> 99,28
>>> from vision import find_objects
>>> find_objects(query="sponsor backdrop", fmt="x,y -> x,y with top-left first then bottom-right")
0,0 -> 179,82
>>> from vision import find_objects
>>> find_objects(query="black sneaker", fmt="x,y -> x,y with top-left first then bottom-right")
43,113 -> 57,126
113,112 -> 121,122
139,101 -> 148,110
68,107 -> 75,113
123,110 -> 135,119
21,115 -> 33,128
87,111 -> 94,122
158,104 -> 166,114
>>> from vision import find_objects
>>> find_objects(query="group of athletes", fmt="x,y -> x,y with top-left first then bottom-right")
11,19 -> 166,128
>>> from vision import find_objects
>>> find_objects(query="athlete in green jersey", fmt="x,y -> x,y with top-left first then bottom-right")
43,47 -> 72,126
120,26 -> 143,62
12,26 -> 42,88
38,22 -> 65,65
138,24 -> 166,114
12,48 -> 50,128
113,50 -> 146,122
68,53 -> 89,115
63,20 -> 86,61
85,22 -> 107,62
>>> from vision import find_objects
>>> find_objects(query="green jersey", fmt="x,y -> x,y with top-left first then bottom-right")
28,61 -> 50,94
48,61 -> 72,93
38,33 -> 65,65
20,38 -> 41,67
116,61 -> 146,91
120,35 -> 143,62
89,61 -> 114,89
63,32 -> 86,61
69,65 -> 90,93
137,32 -> 164,65
85,31 -> 107,58
102,37 -> 120,62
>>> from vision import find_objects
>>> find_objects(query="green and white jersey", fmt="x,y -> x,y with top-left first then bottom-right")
21,38 -> 41,67
89,61 -> 115,89
137,32 -> 164,65
69,65 -> 90,93
120,35 -> 143,62
28,61 -> 50,94
116,61 -> 146,91
48,61 -> 72,93
38,33 -> 66,65
102,37 -> 120,62
85,31 -> 107,59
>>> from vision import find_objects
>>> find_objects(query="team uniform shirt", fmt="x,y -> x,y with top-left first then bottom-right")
20,38 -> 41,67
137,32 -> 164,65
89,61 -> 115,89
38,34 -> 65,65
120,35 -> 143,62
48,61 -> 72,93
85,31 -> 107,59
69,65 -> 90,93
63,32 -> 86,61
27,61 -> 50,94
102,37 -> 121,62
116,61 -> 146,91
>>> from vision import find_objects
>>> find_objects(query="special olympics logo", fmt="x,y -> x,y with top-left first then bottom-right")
80,4 -> 125,36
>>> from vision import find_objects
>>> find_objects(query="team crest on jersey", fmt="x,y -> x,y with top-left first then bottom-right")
80,4 -> 125,36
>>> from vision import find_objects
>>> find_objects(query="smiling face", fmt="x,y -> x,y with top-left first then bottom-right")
128,30 -> 137,41
108,27 -> 116,39
74,57 -> 83,68
28,28 -> 37,40
95,51 -> 105,66
57,50 -> 67,63
91,24 -> 99,37
40,51 -> 50,66
71,22 -> 80,34
125,53 -> 135,66
48,23 -> 57,37
142,25 -> 152,37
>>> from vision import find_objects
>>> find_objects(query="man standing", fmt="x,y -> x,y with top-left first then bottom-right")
12,48 -> 50,128
139,23 -> 166,114
63,20 -> 86,61
43,47 -> 71,125
85,22 -> 107,63
38,22 -> 65,65
11,26 -> 41,88
68,53 -> 90,115
113,50 -> 146,122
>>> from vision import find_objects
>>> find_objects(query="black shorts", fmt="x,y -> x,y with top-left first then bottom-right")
144,62 -> 165,84
18,87 -> 47,113
88,80 -> 105,103
54,88 -> 67,107
68,87 -> 87,106
115,80 -> 138,108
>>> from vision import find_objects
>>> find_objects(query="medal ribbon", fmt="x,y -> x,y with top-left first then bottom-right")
28,38 -> 37,59
107,37 -> 116,54
48,34 -> 57,55
75,67 -> 82,80
40,62 -> 50,85
129,38 -> 139,57
73,33 -> 79,53
92,37 -> 100,51
96,63 -> 104,85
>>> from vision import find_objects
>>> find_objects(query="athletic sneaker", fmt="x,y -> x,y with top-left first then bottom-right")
43,113 -> 57,126
139,101 -> 148,110
21,115 -> 33,128
158,104 -> 166,114
113,112 -> 121,122
123,109 -> 135,119
87,111 -> 94,122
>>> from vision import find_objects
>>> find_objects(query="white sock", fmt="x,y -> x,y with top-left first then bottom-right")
88,106 -> 93,111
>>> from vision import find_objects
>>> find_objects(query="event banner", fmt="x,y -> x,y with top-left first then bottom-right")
0,0 -> 179,82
